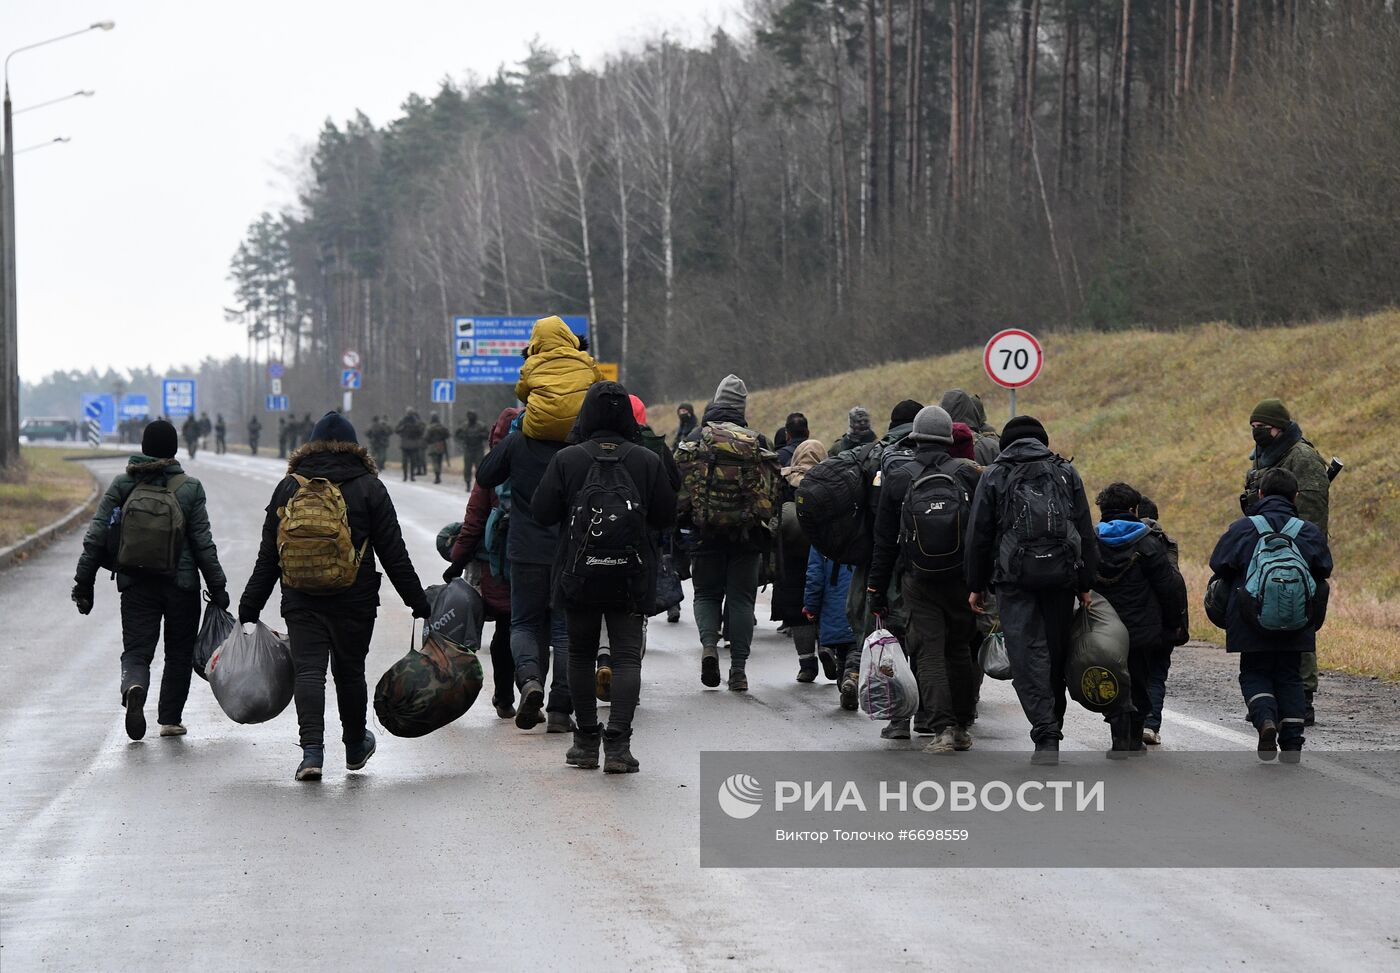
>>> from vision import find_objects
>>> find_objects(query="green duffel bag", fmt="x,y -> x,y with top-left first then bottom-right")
374,633 -> 483,738
1068,592 -> 1131,713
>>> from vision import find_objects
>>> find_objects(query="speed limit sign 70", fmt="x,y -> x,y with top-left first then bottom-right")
984,329 -> 1044,389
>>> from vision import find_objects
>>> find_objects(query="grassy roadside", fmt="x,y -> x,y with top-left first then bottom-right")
656,311 -> 1400,680
0,448 -> 101,548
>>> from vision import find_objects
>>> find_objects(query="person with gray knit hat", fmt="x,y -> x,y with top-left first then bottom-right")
832,405 -> 876,454
681,374 -> 772,693
1242,397 -> 1332,725
867,405 -> 983,751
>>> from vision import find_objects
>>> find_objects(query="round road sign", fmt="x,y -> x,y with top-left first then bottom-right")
983,329 -> 1044,389
342,349 -> 361,369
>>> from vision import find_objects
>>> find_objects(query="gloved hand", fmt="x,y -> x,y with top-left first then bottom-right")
866,587 -> 888,616
801,608 -> 817,623
71,582 -> 94,616
208,587 -> 230,611
238,605 -> 260,625
412,600 -> 432,620
442,558 -> 469,585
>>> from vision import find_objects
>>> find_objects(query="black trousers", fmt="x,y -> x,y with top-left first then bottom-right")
566,608 -> 644,734
284,610 -> 375,749
997,587 -> 1077,745
401,450 -> 417,480
1240,650 -> 1307,748
119,579 -> 201,725
903,576 -> 979,732
488,618 -> 515,706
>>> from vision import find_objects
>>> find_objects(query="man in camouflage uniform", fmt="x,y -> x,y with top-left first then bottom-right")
1243,398 -> 1331,724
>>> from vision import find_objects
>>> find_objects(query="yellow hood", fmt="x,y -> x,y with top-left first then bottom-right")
526,316 -> 581,356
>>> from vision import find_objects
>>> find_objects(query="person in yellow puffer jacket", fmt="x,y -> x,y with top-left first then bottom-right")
515,315 -> 602,442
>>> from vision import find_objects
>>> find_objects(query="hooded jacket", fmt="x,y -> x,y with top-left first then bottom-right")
1093,513 -> 1188,651
239,440 -> 428,619
1248,422 -> 1330,534
450,408 -> 521,618
940,390 -> 1001,466
964,438 -> 1098,593
868,443 -> 982,596
1208,494 -> 1332,653
772,438 -> 825,625
75,456 -> 226,594
396,412 -> 425,451
514,316 -> 602,442
474,415 -> 567,567
804,547 -> 857,646
532,383 -> 678,608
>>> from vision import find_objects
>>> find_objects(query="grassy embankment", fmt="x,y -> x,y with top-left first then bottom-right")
0,447 -> 100,548
661,312 -> 1400,679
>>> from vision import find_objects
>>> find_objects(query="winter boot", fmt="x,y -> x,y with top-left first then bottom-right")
816,645 -> 839,682
516,680 -> 546,730
566,726 -> 602,769
603,728 -> 640,774
701,646 -> 721,688
880,720 -> 911,740
124,684 -> 147,741
295,745 -> 325,782
793,625 -> 818,682
347,729 -> 377,771
547,711 -> 576,734
952,725 -> 973,751
838,671 -> 859,712
1032,739 -> 1060,766
727,667 -> 749,693
667,607 -> 681,624
1107,714 -> 1133,758
796,660 -> 818,683
493,696 -> 516,720
1257,719 -> 1279,761
1129,716 -> 1147,753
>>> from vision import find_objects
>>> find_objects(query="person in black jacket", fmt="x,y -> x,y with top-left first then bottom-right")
534,382 -> 677,774
1209,468 -> 1331,759
71,419 -> 229,741
475,407 -> 573,733
776,413 -> 808,467
868,407 -> 983,752
1092,483 -> 1188,751
238,412 -> 430,781
673,403 -> 697,450
964,416 -> 1098,764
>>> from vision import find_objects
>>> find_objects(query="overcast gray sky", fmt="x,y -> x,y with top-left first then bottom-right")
5,0 -> 740,381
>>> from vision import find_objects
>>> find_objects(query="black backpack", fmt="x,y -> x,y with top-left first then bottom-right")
794,447 -> 874,566
898,456 -> 973,576
560,442 -> 649,611
996,458 -> 1083,590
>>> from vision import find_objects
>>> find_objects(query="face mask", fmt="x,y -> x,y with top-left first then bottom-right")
1252,426 -> 1275,449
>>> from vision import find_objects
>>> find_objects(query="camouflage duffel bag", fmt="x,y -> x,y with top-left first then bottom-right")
374,633 -> 484,738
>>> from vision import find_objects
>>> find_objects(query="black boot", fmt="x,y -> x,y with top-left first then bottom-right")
1107,714 -> 1132,758
603,727 -> 640,774
566,726 -> 602,770
1129,716 -> 1147,753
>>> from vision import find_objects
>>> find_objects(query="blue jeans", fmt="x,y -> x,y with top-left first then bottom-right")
509,562 -> 571,713
1144,643 -> 1173,731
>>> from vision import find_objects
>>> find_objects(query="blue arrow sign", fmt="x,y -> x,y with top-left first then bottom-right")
266,395 -> 289,412
341,369 -> 362,390
430,379 -> 456,404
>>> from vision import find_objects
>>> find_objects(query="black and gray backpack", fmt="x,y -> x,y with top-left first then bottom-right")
996,458 -> 1082,590
560,442 -> 649,611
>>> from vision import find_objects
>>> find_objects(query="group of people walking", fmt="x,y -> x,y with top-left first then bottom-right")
70,312 -> 1337,779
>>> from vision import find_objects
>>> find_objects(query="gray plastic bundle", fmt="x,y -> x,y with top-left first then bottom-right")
192,598 -> 237,682
207,622 -> 295,724
858,628 -> 919,721
978,628 -> 1012,681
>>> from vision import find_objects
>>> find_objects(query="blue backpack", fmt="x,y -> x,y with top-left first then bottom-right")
1241,515 -> 1316,633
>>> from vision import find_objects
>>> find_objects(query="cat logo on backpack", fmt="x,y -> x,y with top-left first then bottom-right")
277,474 -> 368,592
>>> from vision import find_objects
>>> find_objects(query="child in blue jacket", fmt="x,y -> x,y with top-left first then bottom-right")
804,547 -> 858,711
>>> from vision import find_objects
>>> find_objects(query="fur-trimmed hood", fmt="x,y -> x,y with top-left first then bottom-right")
288,439 -> 378,477
126,455 -> 183,477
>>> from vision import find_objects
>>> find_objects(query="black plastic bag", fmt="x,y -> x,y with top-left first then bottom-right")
208,622 -> 295,724
193,596 -> 237,682
651,555 -> 684,617
421,579 -> 484,650
1068,593 -> 1131,713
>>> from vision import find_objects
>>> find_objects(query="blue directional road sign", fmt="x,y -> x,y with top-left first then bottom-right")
431,379 -> 456,404
121,395 -> 150,420
80,394 -> 117,435
453,315 -> 589,385
268,361 -> 285,379
341,369 -> 362,390
266,395 -> 289,412
162,379 -> 197,418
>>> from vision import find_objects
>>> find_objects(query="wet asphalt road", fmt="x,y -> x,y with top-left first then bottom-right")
1,450 -> 1397,971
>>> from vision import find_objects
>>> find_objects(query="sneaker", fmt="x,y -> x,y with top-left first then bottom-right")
516,681 -> 546,730
923,728 -> 956,754
839,673 -> 859,712
124,685 -> 147,741
701,650 -> 721,689
159,724 -> 187,737
1031,739 -> 1060,766
596,652 -> 613,702
880,720 -> 911,740
1257,720 -> 1279,761
1142,727 -> 1162,746
952,726 -> 973,751
346,730 -> 377,771
727,668 -> 748,692
295,746 -> 324,782
546,711 -> 576,734
816,646 -> 839,681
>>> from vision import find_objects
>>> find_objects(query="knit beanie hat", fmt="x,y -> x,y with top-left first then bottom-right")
889,399 -> 923,428
1002,415 -> 1049,447
712,375 -> 748,412
950,422 -> 976,461
848,406 -> 872,435
1249,398 -> 1292,429
310,411 -> 358,444
141,419 -> 179,459
910,406 -> 954,446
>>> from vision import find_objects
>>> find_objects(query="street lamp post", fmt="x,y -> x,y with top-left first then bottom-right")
14,137 -> 72,156
0,20 -> 114,472
14,89 -> 94,115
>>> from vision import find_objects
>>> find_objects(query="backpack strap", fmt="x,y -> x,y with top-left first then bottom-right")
165,473 -> 189,494
582,439 -> 634,464
1248,515 -> 1272,537
1280,518 -> 1304,540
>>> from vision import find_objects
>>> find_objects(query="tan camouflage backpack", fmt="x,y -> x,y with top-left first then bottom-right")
276,474 -> 367,592
675,421 -> 781,534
